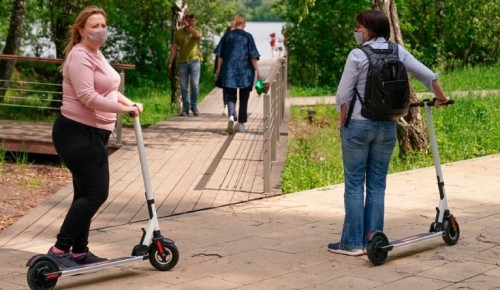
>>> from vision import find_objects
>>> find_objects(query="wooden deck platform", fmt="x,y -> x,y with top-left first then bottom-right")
0,58 -> 287,247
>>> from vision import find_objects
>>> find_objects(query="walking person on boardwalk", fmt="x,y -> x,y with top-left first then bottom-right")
330,10 -> 450,256
270,32 -> 276,57
46,6 -> 143,269
215,14 -> 262,134
168,13 -> 202,116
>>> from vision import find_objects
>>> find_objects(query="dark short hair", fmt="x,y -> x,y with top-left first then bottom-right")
185,13 -> 195,19
356,10 -> 391,41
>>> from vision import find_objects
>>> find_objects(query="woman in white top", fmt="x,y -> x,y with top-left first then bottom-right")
329,10 -> 449,256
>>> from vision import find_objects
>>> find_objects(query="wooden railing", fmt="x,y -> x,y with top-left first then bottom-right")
262,57 -> 287,193
0,54 -> 135,146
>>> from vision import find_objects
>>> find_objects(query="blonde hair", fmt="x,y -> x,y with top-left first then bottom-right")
233,14 -> 245,28
63,6 -> 107,57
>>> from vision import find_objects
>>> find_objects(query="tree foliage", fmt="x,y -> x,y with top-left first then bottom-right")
399,0 -> 500,70
275,0 -> 369,87
239,0 -> 284,21
0,0 -> 239,87
276,0 -> 500,88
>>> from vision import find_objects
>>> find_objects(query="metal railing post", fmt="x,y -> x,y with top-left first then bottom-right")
270,82 -> 277,162
263,93 -> 272,193
261,57 -> 288,193
115,71 -> 125,146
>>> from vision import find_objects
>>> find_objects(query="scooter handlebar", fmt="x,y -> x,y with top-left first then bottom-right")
410,98 -> 454,107
128,104 -> 139,117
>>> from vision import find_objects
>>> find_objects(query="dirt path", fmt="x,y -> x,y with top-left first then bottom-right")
0,162 -> 71,232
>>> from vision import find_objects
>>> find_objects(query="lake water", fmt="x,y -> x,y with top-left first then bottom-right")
213,21 -> 286,58
245,22 -> 285,57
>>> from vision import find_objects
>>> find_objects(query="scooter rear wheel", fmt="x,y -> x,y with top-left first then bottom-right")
366,231 -> 390,266
149,242 -> 179,271
443,217 -> 460,245
27,259 -> 59,290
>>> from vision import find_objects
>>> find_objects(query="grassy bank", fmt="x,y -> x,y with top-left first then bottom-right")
283,64 -> 500,193
0,64 -> 217,127
290,64 -> 500,97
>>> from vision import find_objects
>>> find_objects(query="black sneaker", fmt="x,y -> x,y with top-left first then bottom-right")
47,248 -> 79,269
73,251 -> 108,265
179,111 -> 189,116
191,107 -> 199,116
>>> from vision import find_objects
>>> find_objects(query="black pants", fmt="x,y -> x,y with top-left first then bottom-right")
224,86 -> 251,123
52,114 -> 111,253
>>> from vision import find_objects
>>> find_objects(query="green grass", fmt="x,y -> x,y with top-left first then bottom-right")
120,86 -> 175,126
290,86 -> 336,97
282,105 -> 343,193
282,94 -> 500,193
0,65 -> 217,127
290,64 -> 500,97
412,64 -> 500,92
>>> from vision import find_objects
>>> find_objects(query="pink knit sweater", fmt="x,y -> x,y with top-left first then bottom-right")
60,44 -> 124,132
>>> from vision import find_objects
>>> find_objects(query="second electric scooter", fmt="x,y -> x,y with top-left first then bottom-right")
366,98 -> 460,266
26,114 -> 179,290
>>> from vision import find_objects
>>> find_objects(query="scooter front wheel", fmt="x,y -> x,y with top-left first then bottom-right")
443,216 -> 460,245
366,231 -> 390,266
27,258 -> 59,290
149,241 -> 179,271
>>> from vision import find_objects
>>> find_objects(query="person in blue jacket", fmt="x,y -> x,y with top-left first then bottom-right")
215,14 -> 261,134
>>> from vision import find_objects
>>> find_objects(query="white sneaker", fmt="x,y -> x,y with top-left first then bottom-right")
227,116 -> 235,134
223,105 -> 227,115
237,123 -> 247,133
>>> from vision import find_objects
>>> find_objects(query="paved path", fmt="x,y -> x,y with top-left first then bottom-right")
1,62 -> 500,288
1,154 -> 499,289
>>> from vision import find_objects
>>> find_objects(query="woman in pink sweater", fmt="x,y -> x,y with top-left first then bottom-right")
47,6 -> 143,268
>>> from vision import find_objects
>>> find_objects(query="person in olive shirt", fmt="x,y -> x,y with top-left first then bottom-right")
168,13 -> 202,116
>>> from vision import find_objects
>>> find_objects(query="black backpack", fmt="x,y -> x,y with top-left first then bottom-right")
345,42 -> 410,127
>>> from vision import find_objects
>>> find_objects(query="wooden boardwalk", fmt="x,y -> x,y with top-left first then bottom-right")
0,58 -> 286,247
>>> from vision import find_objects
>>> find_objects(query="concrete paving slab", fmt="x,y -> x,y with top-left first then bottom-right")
2,154 -> 500,289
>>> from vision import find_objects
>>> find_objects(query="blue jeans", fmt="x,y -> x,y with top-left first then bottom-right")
178,60 -> 200,112
339,119 -> 397,249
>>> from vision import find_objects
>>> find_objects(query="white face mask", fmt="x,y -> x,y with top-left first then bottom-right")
85,29 -> 108,47
354,31 -> 365,45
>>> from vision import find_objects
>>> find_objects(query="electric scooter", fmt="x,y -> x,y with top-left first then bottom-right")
366,98 -> 460,266
26,114 -> 179,290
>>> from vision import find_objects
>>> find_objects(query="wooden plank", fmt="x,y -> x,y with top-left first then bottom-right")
193,189 -> 219,210
0,58 -> 285,245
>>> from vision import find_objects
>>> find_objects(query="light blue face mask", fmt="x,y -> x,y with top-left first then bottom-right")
354,31 -> 364,45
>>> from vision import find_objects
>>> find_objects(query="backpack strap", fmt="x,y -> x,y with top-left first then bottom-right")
343,45 -> 373,128
343,87 -> 363,128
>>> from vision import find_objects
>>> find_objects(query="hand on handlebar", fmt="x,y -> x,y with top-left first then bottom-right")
127,103 -> 144,117
434,98 -> 451,107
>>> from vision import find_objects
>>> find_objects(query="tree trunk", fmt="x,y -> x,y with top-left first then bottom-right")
371,0 -> 428,156
0,0 -> 26,103
170,0 -> 187,113
48,1 -> 90,108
